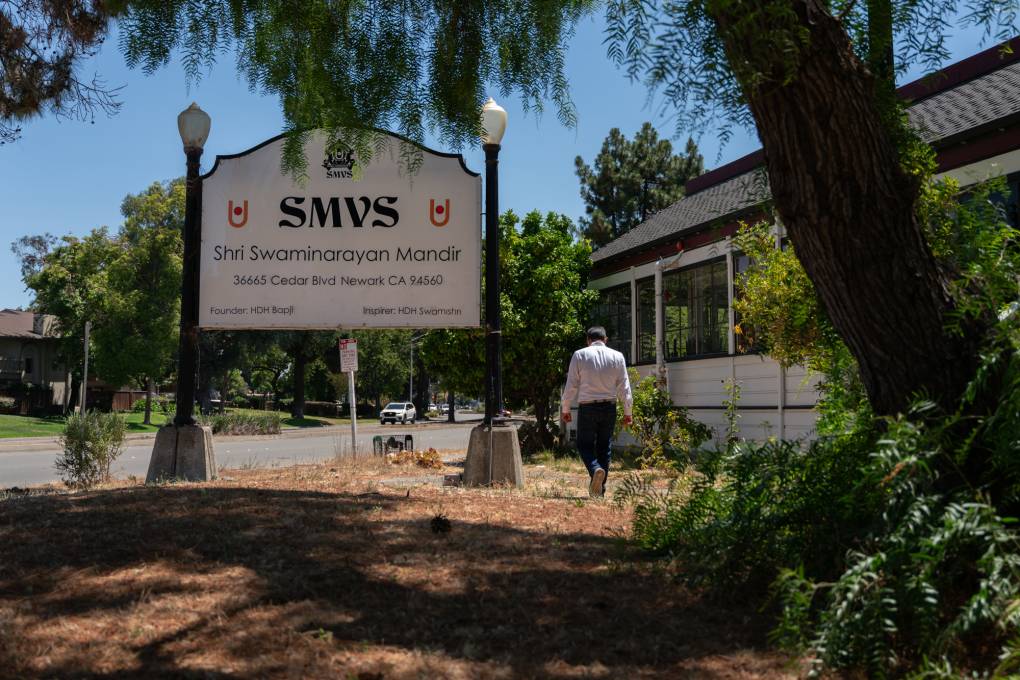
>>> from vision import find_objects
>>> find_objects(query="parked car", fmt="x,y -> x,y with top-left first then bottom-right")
438,403 -> 450,415
380,402 -> 416,424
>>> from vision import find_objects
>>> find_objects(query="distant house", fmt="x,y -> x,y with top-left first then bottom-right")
0,309 -> 71,412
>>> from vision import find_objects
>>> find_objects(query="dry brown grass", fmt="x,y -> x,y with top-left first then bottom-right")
0,451 -> 800,679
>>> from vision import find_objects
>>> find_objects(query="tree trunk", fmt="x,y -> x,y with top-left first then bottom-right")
291,352 -> 306,419
711,0 -> 984,415
67,374 -> 80,414
143,377 -> 153,425
413,357 -> 428,416
447,390 -> 455,423
534,398 -> 553,449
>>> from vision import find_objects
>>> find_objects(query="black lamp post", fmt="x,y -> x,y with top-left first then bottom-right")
174,103 -> 211,426
481,98 -> 507,426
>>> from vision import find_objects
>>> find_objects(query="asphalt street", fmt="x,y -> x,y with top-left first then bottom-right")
0,414 -> 483,488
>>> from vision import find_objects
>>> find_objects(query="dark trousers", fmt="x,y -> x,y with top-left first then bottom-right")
577,402 -> 616,483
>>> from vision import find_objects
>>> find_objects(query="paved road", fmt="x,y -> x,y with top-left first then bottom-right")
0,414 -> 483,488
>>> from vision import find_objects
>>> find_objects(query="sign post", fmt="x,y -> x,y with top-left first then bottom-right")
340,338 -> 359,454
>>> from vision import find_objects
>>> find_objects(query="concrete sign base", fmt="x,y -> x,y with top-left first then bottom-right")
146,424 -> 217,483
463,423 -> 523,488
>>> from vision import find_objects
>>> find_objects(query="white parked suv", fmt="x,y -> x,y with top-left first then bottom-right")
380,402 -> 416,425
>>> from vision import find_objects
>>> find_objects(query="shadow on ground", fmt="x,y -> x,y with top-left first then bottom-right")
0,482 -> 791,679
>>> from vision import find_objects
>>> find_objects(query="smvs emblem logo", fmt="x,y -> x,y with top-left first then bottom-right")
323,149 -> 355,179
228,200 -> 249,228
429,199 -> 450,227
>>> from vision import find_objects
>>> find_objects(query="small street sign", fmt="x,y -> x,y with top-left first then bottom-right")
340,338 -> 358,373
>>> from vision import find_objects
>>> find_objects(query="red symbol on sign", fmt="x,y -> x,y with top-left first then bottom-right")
228,200 -> 249,228
429,199 -> 450,227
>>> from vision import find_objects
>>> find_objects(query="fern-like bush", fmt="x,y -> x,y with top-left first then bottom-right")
617,426 -> 877,593
772,407 -> 1020,678
55,411 -> 126,489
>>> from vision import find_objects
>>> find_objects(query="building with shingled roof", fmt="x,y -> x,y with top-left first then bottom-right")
582,39 -> 1020,442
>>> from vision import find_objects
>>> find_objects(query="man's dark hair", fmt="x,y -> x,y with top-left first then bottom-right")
587,326 -> 607,342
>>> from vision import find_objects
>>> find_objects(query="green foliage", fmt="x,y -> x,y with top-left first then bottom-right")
222,369 -> 249,404
617,428 -> 877,593
732,221 -> 873,436
131,395 -> 174,414
575,123 -> 703,246
351,330 -> 413,411
200,411 -> 282,435
774,407 -> 1020,678
23,228 -> 119,386
118,0 -> 597,175
91,179 -> 183,393
722,378 -> 741,447
624,370 -> 712,472
653,177 -> 1020,675
21,179 -> 184,413
0,1 -> 117,144
732,222 -> 835,370
502,210 -> 599,445
604,0 -> 1016,145
55,411 -> 126,489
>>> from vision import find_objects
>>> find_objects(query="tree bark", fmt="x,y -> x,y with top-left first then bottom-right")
447,390 -> 456,423
711,0 -> 984,415
534,398 -> 553,449
291,352 -> 306,419
143,377 -> 153,425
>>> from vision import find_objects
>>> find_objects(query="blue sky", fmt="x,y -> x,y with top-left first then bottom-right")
0,13 -> 994,310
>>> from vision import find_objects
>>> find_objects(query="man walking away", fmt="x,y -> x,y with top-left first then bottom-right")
561,326 -> 633,498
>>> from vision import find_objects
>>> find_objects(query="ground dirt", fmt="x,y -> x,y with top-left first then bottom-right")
0,451 -> 802,679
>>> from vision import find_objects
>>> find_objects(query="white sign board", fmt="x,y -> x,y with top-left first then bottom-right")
339,338 -> 358,373
199,131 -> 481,329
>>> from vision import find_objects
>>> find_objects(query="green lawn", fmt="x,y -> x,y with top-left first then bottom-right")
227,408 -> 350,429
0,412 -> 171,439
0,408 -> 350,439
0,414 -> 68,438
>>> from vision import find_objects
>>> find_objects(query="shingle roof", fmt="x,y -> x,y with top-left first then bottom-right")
592,170 -> 771,262
910,60 -> 1020,143
593,50 -> 1020,264
0,310 -> 56,339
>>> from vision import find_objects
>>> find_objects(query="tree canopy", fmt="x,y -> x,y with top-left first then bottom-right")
0,0 -> 120,144
576,123 -> 703,247
19,179 -> 183,421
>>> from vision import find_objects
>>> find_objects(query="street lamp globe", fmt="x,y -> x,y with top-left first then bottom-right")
177,102 -> 211,152
480,97 -> 507,146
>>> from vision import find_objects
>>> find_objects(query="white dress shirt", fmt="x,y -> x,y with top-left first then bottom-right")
561,341 -> 633,416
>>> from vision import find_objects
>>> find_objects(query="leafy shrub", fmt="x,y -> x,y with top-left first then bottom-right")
773,406 -> 1020,678
301,400 -> 342,417
231,395 -> 249,408
622,371 -> 712,472
131,395 -> 176,417
617,425 -> 876,593
200,412 -> 281,435
55,411 -> 126,489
